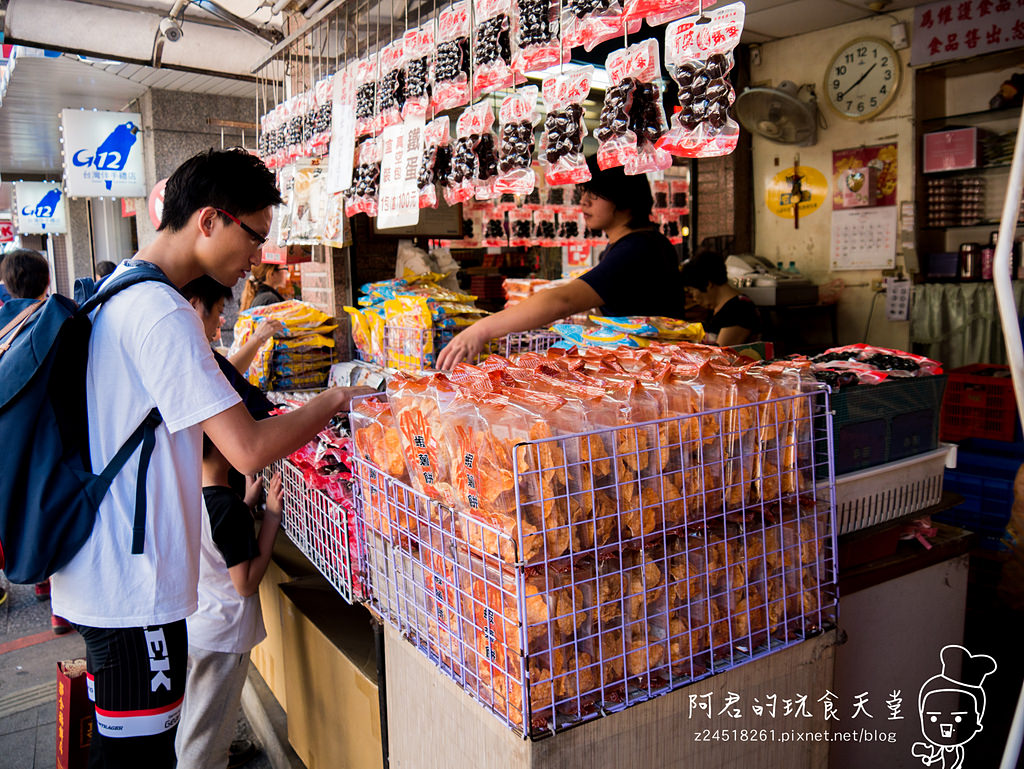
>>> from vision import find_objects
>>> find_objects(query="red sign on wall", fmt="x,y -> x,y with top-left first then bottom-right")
911,0 -> 1024,66
0,221 -> 15,243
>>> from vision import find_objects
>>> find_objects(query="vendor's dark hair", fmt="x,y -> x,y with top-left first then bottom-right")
680,250 -> 728,292
182,274 -> 234,314
158,148 -> 282,233
1,248 -> 50,299
581,155 -> 654,228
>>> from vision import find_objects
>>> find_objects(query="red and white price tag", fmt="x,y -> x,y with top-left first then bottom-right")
0,221 -> 15,242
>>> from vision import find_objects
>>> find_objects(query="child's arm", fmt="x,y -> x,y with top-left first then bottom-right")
228,472 -> 283,598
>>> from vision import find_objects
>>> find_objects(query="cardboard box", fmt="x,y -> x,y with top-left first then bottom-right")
56,659 -> 92,769
251,530 -> 320,713
384,623 -> 837,769
280,579 -> 383,769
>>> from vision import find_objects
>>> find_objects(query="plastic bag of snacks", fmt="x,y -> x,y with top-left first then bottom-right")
494,86 -> 539,196
557,208 -> 584,245
446,101 -> 498,205
596,39 -> 671,174
626,0 -> 715,30
473,0 -> 517,98
481,205 -> 508,247
513,0 -> 566,73
508,208 -> 534,246
561,0 -> 639,52
659,2 -> 744,158
378,39 -> 406,129
417,116 -> 451,210
589,315 -> 704,341
434,1 -> 472,113
402,23 -> 434,119
309,77 -> 333,156
347,137 -> 382,217
534,209 -> 558,246
354,56 -> 379,138
383,296 -> 436,369
541,67 -> 593,186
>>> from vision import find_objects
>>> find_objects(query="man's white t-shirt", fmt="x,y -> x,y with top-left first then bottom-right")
51,266 -> 241,627
186,498 -> 266,654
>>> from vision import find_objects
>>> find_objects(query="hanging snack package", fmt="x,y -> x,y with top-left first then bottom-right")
557,208 -> 585,245
482,205 -> 508,247
446,101 -> 498,204
378,39 -> 406,130
354,56 -> 379,138
402,23 -> 434,119
626,0 -> 716,31
513,0 -> 565,74
418,116 -> 452,209
533,209 -> 558,247
659,2 -> 745,159
651,179 -> 670,209
434,1 -> 472,112
309,77 -> 334,156
541,67 -> 593,186
670,177 -> 689,210
472,0 -> 516,98
508,208 -> 534,246
561,0 -> 639,53
300,90 -> 317,158
347,137 -> 382,217
494,86 -> 539,196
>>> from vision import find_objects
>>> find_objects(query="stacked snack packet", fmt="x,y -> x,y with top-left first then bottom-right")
232,300 -> 337,391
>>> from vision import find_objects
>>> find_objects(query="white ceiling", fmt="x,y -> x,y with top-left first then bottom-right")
0,0 -> 938,176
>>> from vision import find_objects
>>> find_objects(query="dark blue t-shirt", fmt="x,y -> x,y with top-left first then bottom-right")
579,229 -> 686,319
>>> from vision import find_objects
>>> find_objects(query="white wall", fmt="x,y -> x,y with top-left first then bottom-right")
750,10 -> 915,350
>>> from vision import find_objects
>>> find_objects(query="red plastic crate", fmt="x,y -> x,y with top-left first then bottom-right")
940,364 -> 1018,443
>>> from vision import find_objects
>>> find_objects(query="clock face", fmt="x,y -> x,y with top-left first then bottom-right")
824,38 -> 900,120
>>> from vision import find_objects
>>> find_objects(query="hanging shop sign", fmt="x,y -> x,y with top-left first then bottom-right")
326,64 -> 357,194
911,0 -> 1024,67
377,117 -> 425,230
14,181 -> 67,234
61,109 -> 145,198
765,165 -> 828,219
147,178 -> 168,229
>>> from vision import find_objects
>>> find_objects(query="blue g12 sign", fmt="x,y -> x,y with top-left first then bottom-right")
15,182 -> 67,234
61,109 -> 145,197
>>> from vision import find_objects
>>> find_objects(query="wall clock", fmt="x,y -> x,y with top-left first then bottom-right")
824,37 -> 900,121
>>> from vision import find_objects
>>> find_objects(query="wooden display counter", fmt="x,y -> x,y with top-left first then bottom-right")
384,623 -> 838,769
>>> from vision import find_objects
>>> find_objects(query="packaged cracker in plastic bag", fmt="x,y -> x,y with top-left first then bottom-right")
417,116 -> 451,210
541,67 -> 593,186
473,0 -> 516,98
494,86 -> 539,196
378,38 -> 406,129
513,0 -> 566,74
595,39 -> 671,174
402,23 -> 434,119
446,101 -> 498,205
434,1 -> 472,113
659,2 -> 744,159
354,56 -> 379,138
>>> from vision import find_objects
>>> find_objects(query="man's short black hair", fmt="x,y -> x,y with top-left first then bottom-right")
95,260 -> 117,278
1,248 -> 50,299
158,148 -> 283,233
680,250 -> 729,292
182,274 -> 234,314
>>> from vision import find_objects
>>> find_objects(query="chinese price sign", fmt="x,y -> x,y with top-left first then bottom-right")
911,0 -> 1024,66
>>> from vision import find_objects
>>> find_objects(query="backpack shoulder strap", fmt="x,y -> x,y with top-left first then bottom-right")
78,261 -> 178,315
0,300 -> 43,356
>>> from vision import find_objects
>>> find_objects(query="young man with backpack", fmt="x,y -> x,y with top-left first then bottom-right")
32,148 -> 371,769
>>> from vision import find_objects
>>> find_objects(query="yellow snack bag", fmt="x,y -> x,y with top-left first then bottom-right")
383,296 -> 434,370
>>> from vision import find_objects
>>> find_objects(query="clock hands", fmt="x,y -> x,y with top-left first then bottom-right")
837,62 -> 877,101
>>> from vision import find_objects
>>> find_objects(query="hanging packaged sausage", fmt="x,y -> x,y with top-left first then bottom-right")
445,101 -> 498,204
473,0 -> 516,98
595,39 -> 671,174
494,86 -> 539,196
561,0 -> 640,53
378,39 -> 406,130
402,23 -> 434,119
354,56 -> 379,138
512,0 -> 565,74
418,116 -> 452,209
540,66 -> 593,186
434,1 -> 473,113
659,2 -> 745,158
347,137 -> 382,217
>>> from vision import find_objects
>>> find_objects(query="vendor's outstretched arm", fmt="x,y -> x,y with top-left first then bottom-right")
436,278 -> 603,369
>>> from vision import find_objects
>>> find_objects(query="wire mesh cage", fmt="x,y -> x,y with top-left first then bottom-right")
266,458 -> 363,604
354,327 -> 562,371
354,385 -> 837,737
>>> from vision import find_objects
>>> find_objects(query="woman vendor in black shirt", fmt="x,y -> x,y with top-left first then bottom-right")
436,156 -> 686,369
680,250 -> 762,346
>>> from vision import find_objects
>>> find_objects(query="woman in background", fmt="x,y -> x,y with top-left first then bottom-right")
681,250 -> 762,347
240,263 -> 291,311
